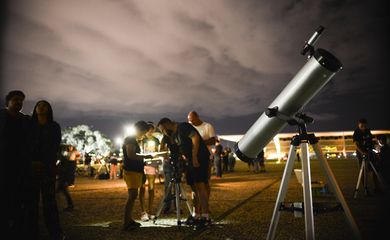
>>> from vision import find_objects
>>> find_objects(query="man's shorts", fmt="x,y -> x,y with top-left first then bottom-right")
123,170 -> 143,189
186,162 -> 209,186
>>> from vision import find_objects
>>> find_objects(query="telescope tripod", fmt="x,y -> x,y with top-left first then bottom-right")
354,151 -> 386,198
267,126 -> 361,240
153,174 -> 193,226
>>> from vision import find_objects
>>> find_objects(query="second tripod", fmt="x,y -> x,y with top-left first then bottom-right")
354,150 -> 386,198
153,172 -> 193,226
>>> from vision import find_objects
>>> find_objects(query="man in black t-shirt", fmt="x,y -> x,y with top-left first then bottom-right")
158,118 -> 211,228
353,118 -> 374,162
0,90 -> 30,238
353,118 -> 379,190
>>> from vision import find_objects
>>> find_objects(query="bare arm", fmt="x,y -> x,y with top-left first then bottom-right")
204,136 -> 217,146
191,134 -> 200,167
160,142 -> 168,151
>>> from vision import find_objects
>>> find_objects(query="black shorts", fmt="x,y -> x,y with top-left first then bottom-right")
186,162 -> 208,185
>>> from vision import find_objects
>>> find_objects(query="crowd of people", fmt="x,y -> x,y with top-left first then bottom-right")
98,112 -> 389,234
121,112 -> 218,230
100,110 -> 243,231
1,89 -> 389,239
213,140 -> 237,177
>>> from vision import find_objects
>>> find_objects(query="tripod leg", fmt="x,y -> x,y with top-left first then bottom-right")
368,161 -> 387,190
313,144 -> 361,239
267,145 -> 297,240
175,183 -> 181,225
363,160 -> 368,195
354,160 -> 364,198
300,143 -> 315,240
154,181 -> 173,223
179,183 -> 193,216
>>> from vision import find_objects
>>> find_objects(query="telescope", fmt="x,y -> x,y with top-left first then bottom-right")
234,26 -> 342,162
234,26 -> 361,240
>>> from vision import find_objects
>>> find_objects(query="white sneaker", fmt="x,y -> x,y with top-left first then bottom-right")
148,214 -> 155,220
141,212 -> 149,222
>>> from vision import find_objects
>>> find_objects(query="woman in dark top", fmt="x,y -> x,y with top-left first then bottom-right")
122,121 -> 152,231
29,100 -> 64,240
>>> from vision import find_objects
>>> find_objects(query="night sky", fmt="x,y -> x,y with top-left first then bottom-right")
1,0 -> 389,140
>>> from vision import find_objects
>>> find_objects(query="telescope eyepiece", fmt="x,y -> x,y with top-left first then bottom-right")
301,25 -> 325,57
315,25 -> 325,35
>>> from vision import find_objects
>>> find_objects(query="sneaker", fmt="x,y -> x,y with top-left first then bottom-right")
194,217 -> 211,230
141,212 -> 149,222
184,215 -> 196,226
122,220 -> 141,231
148,214 -> 156,220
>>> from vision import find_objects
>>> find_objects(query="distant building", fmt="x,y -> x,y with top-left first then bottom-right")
219,130 -> 390,160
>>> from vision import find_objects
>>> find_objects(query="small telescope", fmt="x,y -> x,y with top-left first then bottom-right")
234,26 -> 342,162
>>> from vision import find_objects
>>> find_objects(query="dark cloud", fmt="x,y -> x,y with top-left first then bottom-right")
1,0 -> 389,138
175,13 -> 215,33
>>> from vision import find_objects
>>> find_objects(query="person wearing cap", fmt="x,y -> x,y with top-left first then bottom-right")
0,90 -> 31,238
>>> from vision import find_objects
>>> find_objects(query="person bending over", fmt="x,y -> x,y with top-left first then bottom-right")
158,118 -> 211,229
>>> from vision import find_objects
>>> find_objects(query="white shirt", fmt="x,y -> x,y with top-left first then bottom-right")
192,122 -> 216,141
192,121 -> 216,159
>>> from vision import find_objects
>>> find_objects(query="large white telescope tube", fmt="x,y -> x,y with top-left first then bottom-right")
234,48 -> 342,162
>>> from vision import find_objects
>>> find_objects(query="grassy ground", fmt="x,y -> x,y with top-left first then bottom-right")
37,158 -> 388,239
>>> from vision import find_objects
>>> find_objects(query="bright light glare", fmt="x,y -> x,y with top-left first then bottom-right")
124,125 -> 136,136
267,153 -> 280,160
115,137 -> 123,146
